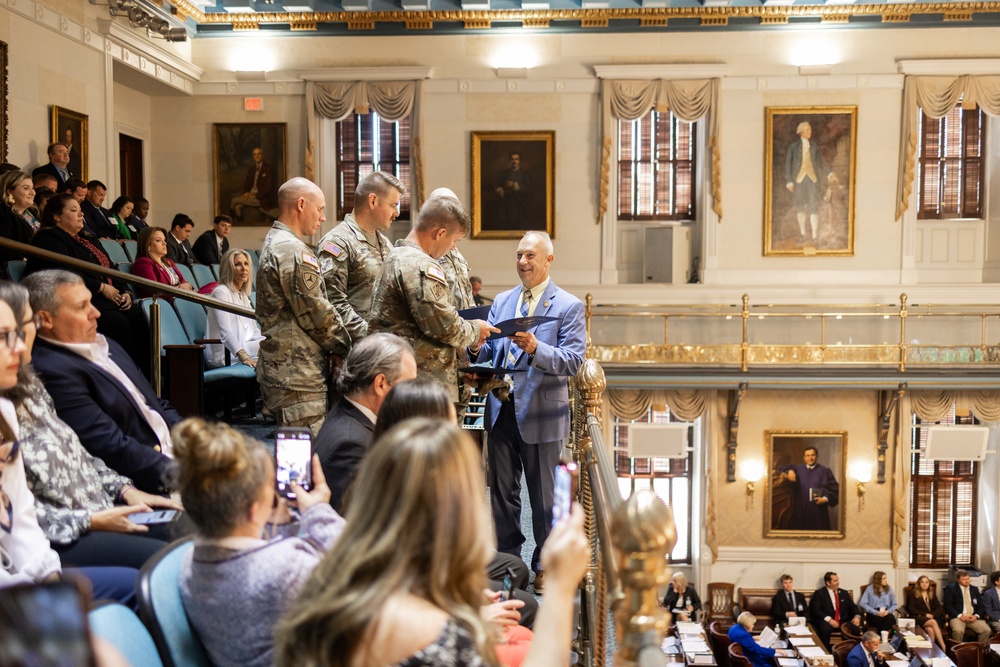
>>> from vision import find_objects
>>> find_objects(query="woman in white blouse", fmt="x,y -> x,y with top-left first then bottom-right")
206,248 -> 263,369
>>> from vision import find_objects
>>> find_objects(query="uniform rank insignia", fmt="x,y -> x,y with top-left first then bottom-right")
321,257 -> 334,273
302,253 -> 319,268
301,271 -> 318,291
425,264 -> 447,284
323,241 -> 344,258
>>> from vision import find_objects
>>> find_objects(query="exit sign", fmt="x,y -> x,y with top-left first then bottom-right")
244,98 -> 263,111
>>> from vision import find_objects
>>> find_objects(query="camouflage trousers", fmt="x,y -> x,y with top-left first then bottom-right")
260,385 -> 328,436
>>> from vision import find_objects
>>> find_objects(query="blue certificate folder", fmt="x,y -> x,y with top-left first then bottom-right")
485,316 -> 561,340
458,364 -> 527,376
457,305 -> 492,320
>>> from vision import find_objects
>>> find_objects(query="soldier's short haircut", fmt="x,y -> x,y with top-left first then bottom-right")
337,333 -> 414,397
23,270 -> 84,316
277,177 -> 320,208
355,171 -> 405,204
414,196 -> 470,236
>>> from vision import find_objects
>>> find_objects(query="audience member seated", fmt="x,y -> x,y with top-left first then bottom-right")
0,281 -> 182,571
809,571 -> 862,650
205,248 -> 264,369
32,172 -> 58,193
846,631 -> 883,667
176,417 -> 344,667
982,571 -> 1000,635
130,226 -> 196,299
0,171 -> 38,276
663,572 -> 702,622
0,294 -> 136,606
729,612 -> 791,667
314,333 -> 417,512
23,270 -> 178,494
81,181 -> 119,240
31,143 -> 71,191
943,569 -> 991,644
64,177 -> 87,203
128,196 -> 149,232
859,570 -> 898,634
773,574 -> 808,621
107,196 -> 136,241
275,419 -> 588,667
33,187 -> 55,215
166,214 -> 196,267
192,214 -> 232,266
906,575 -> 947,650
26,195 -> 147,370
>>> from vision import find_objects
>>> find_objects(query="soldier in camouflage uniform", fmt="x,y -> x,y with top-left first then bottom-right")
316,171 -> 403,342
368,196 -> 497,403
256,177 -> 351,434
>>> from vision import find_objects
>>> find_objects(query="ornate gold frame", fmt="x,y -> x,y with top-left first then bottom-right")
50,106 -> 88,182
764,106 -> 857,257
212,123 -> 287,225
0,41 -> 7,162
471,130 -> 555,240
765,430 -> 847,539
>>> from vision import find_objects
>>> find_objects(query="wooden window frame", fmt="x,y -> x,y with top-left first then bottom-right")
617,110 -> 697,222
908,407 -> 979,569
334,111 -> 412,222
612,409 -> 694,564
916,104 -> 986,220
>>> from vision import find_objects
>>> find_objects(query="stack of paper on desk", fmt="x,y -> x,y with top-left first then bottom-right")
784,626 -> 813,636
798,647 -> 828,658
682,640 -> 711,653
905,637 -> 932,648
678,622 -> 704,634
789,638 -> 815,646
778,659 -> 802,667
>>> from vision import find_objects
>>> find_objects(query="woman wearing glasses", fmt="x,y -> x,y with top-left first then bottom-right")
0,294 -> 136,605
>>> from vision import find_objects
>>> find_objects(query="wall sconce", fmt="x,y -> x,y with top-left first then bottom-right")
740,461 -> 765,510
851,462 -> 872,511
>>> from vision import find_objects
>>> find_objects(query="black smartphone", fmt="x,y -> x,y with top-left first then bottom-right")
0,579 -> 96,667
551,461 -> 579,527
500,566 -> 516,602
128,509 -> 180,525
275,426 -> 313,499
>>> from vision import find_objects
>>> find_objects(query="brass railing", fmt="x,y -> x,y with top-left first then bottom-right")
572,358 -> 676,667
586,293 -> 1000,372
0,237 -> 255,394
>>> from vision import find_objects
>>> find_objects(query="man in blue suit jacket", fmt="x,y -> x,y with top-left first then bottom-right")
24,270 -> 179,494
846,632 -> 883,667
981,571 -> 1000,634
470,231 -> 585,589
943,570 -> 991,643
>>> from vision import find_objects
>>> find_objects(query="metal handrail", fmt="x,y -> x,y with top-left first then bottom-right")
0,237 -> 257,393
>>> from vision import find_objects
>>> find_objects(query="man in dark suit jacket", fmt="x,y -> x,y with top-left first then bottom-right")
166,214 -> 195,267
314,333 -> 417,512
846,632 -> 884,667
192,215 -> 232,266
772,574 -> 808,621
943,570 -> 991,643
809,572 -> 862,650
80,181 -> 119,239
31,143 -> 72,191
24,270 -> 180,494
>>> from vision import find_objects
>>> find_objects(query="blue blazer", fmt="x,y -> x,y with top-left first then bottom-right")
846,642 -> 880,667
31,337 -> 179,493
943,582 -> 987,620
727,624 -> 776,667
983,587 -> 1000,622
475,280 -> 585,445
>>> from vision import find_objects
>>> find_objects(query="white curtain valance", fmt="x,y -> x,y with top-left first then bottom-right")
908,389 -> 1000,424
895,75 -> 1000,220
599,78 -> 722,222
606,388 -> 710,422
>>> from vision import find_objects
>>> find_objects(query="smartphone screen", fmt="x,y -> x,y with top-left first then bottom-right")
0,581 -> 95,667
552,462 -> 578,527
276,427 -> 313,499
500,566 -> 515,602
128,509 -> 179,525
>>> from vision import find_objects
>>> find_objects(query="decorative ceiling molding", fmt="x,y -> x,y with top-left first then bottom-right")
897,58 -> 1000,75
298,66 -> 434,80
593,63 -> 731,80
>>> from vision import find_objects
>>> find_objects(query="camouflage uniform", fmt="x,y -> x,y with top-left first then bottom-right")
256,221 -> 351,434
439,248 -> 476,417
368,239 -> 479,402
316,213 -> 393,342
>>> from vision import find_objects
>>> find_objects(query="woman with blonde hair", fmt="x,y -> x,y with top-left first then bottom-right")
905,575 -> 946,650
204,248 -> 263,368
175,418 -> 344,667
728,612 -> 792,667
663,571 -> 702,622
275,418 -> 588,667
859,570 -> 898,634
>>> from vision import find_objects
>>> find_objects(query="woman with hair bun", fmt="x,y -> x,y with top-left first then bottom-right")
175,418 -> 344,667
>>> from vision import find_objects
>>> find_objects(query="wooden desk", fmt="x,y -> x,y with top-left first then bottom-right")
900,626 -> 951,666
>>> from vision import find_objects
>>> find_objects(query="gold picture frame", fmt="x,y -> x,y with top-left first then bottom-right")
213,123 -> 287,226
50,105 -> 88,181
764,106 -> 857,257
471,131 -> 555,239
765,430 -> 847,539
0,41 -> 7,162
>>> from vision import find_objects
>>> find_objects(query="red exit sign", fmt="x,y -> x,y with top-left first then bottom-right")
244,97 -> 263,111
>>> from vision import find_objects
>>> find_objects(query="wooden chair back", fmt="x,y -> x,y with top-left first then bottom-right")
832,639 -> 859,667
706,583 -> 737,623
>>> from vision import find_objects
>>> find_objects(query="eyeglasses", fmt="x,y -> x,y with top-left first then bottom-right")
0,487 -> 11,534
0,329 -> 25,351
0,439 -> 19,464
24,313 -> 41,329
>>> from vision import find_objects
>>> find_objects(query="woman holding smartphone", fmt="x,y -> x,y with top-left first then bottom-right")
276,418 -> 588,667
175,418 -> 344,667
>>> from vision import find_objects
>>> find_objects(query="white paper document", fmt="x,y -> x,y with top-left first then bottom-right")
757,627 -> 778,648
784,626 -> 812,636
678,622 -> 704,634
778,659 -> 801,667
789,638 -> 815,646
798,647 -> 828,658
